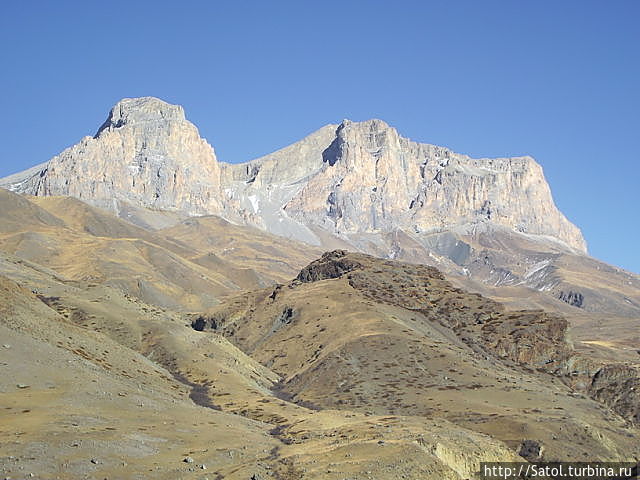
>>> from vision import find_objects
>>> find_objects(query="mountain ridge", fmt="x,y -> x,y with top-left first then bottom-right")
1,96 -> 586,253
10,97 -> 640,319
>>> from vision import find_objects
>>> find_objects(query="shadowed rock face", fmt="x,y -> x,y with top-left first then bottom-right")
558,290 -> 584,307
589,364 -> 640,423
1,97 -> 586,253
306,252 -> 577,375
296,250 -> 364,282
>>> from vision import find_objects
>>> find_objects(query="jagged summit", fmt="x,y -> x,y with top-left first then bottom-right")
95,96 -> 186,136
339,117 -> 392,130
0,96 -> 586,254
1,97 -> 222,215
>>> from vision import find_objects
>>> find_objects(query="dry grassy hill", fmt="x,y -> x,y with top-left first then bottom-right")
0,268 -> 285,479
197,251 -> 639,465
0,245 -> 523,479
1,189 -> 638,479
0,189 -> 318,310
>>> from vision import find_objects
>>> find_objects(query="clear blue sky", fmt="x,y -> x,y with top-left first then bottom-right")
1,1 -> 638,273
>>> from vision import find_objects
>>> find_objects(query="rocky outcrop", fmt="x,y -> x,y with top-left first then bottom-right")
558,290 -> 584,308
295,250 -> 363,282
588,364 -> 640,423
2,97 -> 586,253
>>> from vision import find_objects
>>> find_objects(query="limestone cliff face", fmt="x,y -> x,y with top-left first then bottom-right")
12,97 -> 227,215
2,97 -> 586,252
280,119 -> 586,252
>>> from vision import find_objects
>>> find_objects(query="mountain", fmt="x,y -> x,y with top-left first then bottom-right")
1,96 -> 639,478
5,97 -> 228,215
195,252 -> 639,456
11,96 -> 638,321
0,251 -> 287,479
2,97 -> 584,250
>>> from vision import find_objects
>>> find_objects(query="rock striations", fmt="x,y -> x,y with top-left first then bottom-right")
2,96 -> 586,253
279,119 -> 585,251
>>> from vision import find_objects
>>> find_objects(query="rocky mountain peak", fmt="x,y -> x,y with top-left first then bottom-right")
1,97 -> 225,215
319,118 -> 399,169
281,118 -> 586,252
95,97 -> 186,136
339,118 -> 398,151
339,118 -> 393,134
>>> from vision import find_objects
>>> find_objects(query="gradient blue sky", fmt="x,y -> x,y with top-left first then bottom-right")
1,1 -> 638,273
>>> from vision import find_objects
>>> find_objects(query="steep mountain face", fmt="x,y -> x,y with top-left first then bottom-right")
2,97 -> 585,252
278,119 -> 585,252
8,97 -> 228,215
